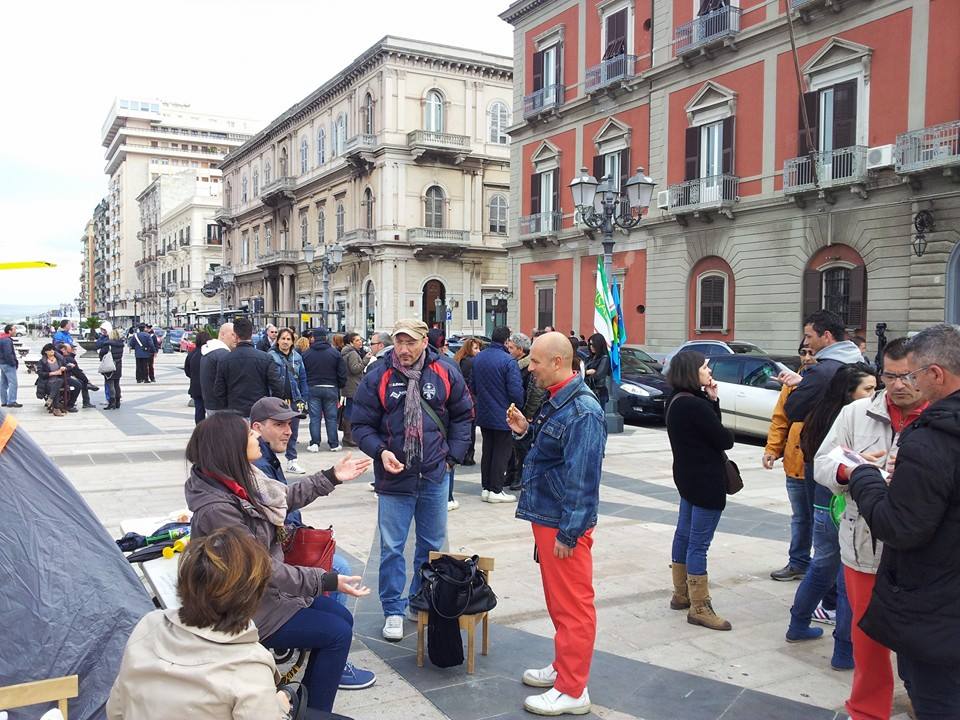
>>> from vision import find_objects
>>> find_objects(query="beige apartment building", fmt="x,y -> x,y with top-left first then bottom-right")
218,36 -> 513,337
99,98 -> 260,327
79,219 -> 95,319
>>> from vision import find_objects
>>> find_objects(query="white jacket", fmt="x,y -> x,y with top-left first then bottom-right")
814,391 -> 901,574
107,609 -> 285,720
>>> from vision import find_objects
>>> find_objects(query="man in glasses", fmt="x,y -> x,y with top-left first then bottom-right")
846,323 -> 960,716
814,338 -> 927,719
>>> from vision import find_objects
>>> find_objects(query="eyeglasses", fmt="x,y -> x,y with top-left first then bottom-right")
901,365 -> 932,386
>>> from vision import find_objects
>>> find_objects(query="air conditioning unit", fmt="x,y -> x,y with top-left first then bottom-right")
656,190 -> 671,210
866,144 -> 895,170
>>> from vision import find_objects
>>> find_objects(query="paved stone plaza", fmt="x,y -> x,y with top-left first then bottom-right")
10,346 -> 914,719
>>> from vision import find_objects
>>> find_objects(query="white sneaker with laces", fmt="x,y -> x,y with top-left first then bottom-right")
522,664 -> 557,688
481,490 -> 490,502
812,602 -> 837,625
382,615 -> 404,641
487,491 -> 517,504
285,460 -> 306,475
330,445 -> 344,452
523,688 -> 591,716
307,444 -> 320,453
448,499 -> 460,511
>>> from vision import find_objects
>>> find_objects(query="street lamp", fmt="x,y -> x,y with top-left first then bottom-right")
125,289 -> 144,327
570,165 -> 656,434
163,282 -> 177,330
303,242 -> 345,330
204,266 -> 235,326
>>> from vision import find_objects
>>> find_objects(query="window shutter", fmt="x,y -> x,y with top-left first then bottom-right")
593,154 -> 604,181
603,9 -> 627,59
721,117 -> 735,175
832,80 -> 858,150
551,170 -> 560,216
847,264 -> 866,329
554,45 -> 563,87
620,148 -> 631,191
530,173 -> 541,215
684,127 -> 700,181
802,269 -> 822,320
799,92 -> 820,156
532,50 -> 544,92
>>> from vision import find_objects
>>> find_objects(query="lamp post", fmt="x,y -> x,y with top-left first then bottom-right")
163,282 -> 177,330
204,266 -> 235,326
124,289 -> 144,327
570,165 -> 656,434
303,242 -> 345,330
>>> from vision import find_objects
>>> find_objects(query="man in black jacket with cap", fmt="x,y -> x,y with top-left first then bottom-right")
847,323 -> 960,716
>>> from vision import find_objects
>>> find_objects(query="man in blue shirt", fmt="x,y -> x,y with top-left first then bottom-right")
52,320 -> 75,350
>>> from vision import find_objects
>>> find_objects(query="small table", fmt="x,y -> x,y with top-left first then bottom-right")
120,517 -> 182,610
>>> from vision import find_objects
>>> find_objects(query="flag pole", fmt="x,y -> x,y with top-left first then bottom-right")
600,237 -> 624,434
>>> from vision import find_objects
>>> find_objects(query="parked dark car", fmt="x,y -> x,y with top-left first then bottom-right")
620,344 -> 664,373
616,354 -> 672,423
447,334 -> 492,354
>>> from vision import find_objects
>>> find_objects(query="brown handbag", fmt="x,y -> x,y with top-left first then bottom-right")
282,525 -> 336,570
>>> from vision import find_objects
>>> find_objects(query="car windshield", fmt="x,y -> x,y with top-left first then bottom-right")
728,342 -> 768,356
620,354 -> 657,375
622,347 -> 655,363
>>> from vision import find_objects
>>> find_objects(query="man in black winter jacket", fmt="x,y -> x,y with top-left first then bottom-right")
848,323 -> 960,715
212,317 -> 282,418
301,328 -> 346,451
199,322 -> 235,417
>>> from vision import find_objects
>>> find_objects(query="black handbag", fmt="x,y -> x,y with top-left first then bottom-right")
409,554 -> 497,619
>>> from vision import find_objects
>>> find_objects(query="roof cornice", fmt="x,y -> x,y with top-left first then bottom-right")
499,0 -> 556,25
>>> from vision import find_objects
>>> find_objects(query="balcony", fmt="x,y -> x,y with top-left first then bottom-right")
523,84 -> 565,118
895,120 -> 960,175
257,249 -> 302,268
518,211 -> 563,243
407,130 -> 472,163
667,175 -> 739,216
407,228 -> 470,257
214,206 -> 235,227
179,280 -> 192,289
341,228 -> 377,251
674,5 -> 741,60
585,55 -> 639,93
344,134 -> 378,156
260,177 -> 296,207
783,147 -> 868,195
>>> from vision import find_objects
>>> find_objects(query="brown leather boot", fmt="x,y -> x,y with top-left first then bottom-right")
686,574 -> 732,631
670,563 -> 690,610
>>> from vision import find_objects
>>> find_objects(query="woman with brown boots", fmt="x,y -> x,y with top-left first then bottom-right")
665,352 -> 735,631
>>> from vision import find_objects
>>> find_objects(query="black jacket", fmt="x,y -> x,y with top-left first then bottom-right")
784,340 -> 864,422
585,354 -> 610,404
96,337 -> 125,378
850,390 -> 960,664
212,342 -> 283,417
301,342 -> 346,388
184,347 -> 203,398
199,345 -> 229,411
666,391 -> 734,510
0,335 -> 17,367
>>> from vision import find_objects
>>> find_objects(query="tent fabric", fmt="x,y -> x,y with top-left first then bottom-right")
0,410 -> 155,719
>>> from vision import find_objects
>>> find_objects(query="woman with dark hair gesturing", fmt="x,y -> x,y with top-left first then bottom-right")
185,412 -> 372,715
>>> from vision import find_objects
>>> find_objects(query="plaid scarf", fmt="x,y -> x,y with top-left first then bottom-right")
391,349 -> 427,463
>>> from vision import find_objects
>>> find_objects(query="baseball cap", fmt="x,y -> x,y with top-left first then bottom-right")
392,318 -> 429,341
250,397 -> 306,424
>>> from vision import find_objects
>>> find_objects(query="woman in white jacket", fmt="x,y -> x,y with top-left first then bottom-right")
814,338 -> 927,720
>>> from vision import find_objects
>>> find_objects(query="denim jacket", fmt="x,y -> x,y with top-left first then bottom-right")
268,347 -> 309,404
515,374 -> 606,547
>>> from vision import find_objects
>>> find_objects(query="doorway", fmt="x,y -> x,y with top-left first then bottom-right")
422,279 -> 446,328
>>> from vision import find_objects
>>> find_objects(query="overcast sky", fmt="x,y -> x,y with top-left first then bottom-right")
0,0 -> 514,310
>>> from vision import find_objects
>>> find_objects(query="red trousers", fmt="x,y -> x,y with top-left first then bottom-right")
532,523 -> 597,697
844,565 -> 894,720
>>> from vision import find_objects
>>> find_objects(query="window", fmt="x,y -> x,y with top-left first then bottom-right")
489,194 -> 507,233
299,210 -> 308,248
489,102 -> 510,144
800,79 -> 859,179
363,93 -> 375,135
602,7 -> 628,60
698,274 -> 726,330
317,129 -> 325,165
822,267 -> 851,325
425,90 -> 443,133
424,186 -> 445,228
363,188 -> 374,230
334,115 -> 347,156
802,250 -> 866,330
300,136 -> 309,174
335,202 -> 345,240
530,169 -> 558,231
317,208 -> 325,243
252,169 -> 259,197
265,224 -> 272,252
241,231 -> 249,263
707,356 -> 740,384
241,175 -> 248,203
743,359 -> 778,388
536,286 -> 555,331
279,147 -> 288,176
532,44 -> 561,99
264,160 -> 271,184
253,227 -> 260,258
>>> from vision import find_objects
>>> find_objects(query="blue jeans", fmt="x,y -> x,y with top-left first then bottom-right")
262,595 -> 352,712
671,498 -> 723,576
308,386 -> 340,449
790,508 -> 848,629
377,475 -> 449,616
0,364 -> 17,404
898,653 -> 960,719
832,560 -> 853,664
330,553 -> 351,608
786,476 -> 814,571
286,416 -> 300,460
447,467 -> 455,501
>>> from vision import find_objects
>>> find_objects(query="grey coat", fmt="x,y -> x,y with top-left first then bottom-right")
342,345 -> 371,398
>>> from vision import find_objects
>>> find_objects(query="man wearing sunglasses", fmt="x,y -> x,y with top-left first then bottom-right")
846,323 -> 960,716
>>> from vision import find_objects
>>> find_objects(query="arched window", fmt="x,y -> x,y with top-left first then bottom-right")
252,169 -> 259,197
364,280 -> 376,336
335,114 -> 347,156
363,188 -> 374,230
425,90 -> 443,133
241,175 -> 248,203
317,208 -> 325,243
698,273 -> 726,331
489,101 -> 510,144
317,128 -> 326,165
264,160 -> 271,184
279,147 -> 288,176
424,186 -> 445,229
364,93 -> 375,135
688,256 -> 735,338
802,244 -> 867,331
489,194 -> 507,233
299,210 -> 308,248
300,136 -> 309,174
264,224 -> 272,251
335,202 -> 345,240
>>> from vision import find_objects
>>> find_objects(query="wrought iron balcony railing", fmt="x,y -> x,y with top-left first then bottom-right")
523,84 -> 565,117
667,174 -> 739,212
895,120 -> 960,174
585,55 -> 638,93
674,5 -> 742,57
783,146 -> 868,194
519,211 -> 563,236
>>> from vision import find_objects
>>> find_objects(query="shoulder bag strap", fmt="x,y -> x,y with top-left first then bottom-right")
420,395 -> 447,440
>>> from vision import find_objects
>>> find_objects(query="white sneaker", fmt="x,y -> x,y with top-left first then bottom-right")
448,499 -> 460,511
487,491 -> 517,503
307,444 -> 320,453
481,490 -> 490,502
523,688 -> 591,716
285,460 -> 306,475
382,615 -> 404,641
330,445 -> 343,452
522,664 -> 557,688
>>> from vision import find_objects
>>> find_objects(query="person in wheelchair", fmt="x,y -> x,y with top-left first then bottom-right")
58,343 -> 98,409
37,343 -> 80,416
107,526 -> 294,719
185,412 -> 372,716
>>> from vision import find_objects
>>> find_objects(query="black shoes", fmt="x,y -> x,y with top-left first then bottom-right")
770,565 -> 807,582
82,403 -> 96,409
2,402 -> 22,408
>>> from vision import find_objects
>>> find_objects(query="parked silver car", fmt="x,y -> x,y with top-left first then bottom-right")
707,354 -> 789,438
